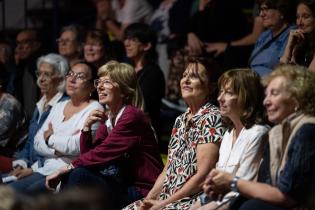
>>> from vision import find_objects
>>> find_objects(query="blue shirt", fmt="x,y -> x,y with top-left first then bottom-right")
249,25 -> 295,77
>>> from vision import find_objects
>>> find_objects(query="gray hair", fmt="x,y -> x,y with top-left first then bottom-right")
36,53 -> 69,92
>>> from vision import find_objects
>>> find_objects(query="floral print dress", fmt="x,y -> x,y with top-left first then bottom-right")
124,102 -> 225,210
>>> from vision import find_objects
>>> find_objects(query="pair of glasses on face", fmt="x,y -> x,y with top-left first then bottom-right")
66,71 -> 89,82
56,38 -> 75,45
93,79 -> 114,88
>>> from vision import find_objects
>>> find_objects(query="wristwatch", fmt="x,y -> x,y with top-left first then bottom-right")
230,176 -> 240,192
67,163 -> 74,170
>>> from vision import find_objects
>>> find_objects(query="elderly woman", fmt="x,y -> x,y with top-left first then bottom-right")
122,57 -> 226,210
9,61 -> 103,193
204,64 -> 315,210
10,53 -> 69,179
46,61 -> 163,209
191,69 -> 269,210
280,0 -> 315,72
57,25 -> 85,67
249,0 -> 296,76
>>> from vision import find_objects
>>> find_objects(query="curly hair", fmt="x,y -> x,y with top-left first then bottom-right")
263,64 -> 315,116
218,69 -> 267,129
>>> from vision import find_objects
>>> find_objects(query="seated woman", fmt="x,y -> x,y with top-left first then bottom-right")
190,69 -> 269,210
280,0 -> 315,72
121,57 -> 226,210
204,64 -> 315,210
10,53 -> 69,179
249,0 -> 296,77
0,67 -> 27,173
9,61 -> 103,193
46,61 -> 163,209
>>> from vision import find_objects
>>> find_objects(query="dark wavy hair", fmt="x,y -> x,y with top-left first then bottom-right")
218,69 -> 267,129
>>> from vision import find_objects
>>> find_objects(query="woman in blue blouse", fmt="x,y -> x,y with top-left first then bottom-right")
249,0 -> 296,76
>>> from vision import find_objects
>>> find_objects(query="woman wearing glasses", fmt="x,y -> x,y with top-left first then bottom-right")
46,61 -> 163,209
10,53 -> 69,179
9,61 -> 103,193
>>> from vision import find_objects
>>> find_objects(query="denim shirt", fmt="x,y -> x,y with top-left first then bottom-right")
15,94 -> 68,168
250,25 -> 295,77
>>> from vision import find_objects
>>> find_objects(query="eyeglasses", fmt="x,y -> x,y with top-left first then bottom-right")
56,38 -> 75,45
35,70 -> 56,80
94,79 -> 114,88
66,70 -> 89,82
84,43 -> 102,51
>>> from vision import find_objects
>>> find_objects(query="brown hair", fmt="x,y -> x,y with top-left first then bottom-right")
218,69 -> 266,129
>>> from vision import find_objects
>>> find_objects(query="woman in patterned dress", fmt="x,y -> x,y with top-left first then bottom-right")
123,57 -> 226,210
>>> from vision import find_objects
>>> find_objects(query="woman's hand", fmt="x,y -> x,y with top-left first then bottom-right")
207,169 -> 233,195
45,165 -> 71,191
44,122 -> 54,143
83,109 -> 106,131
140,199 -> 166,210
11,167 -> 33,179
205,42 -> 229,57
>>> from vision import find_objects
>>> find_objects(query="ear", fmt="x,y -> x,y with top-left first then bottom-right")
143,42 -> 152,52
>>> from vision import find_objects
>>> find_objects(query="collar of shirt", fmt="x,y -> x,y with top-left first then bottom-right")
105,105 -> 126,134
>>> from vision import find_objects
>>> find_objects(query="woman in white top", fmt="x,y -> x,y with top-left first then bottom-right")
191,69 -> 269,210
9,61 -> 103,193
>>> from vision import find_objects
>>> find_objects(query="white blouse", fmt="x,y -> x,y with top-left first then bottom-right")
34,99 -> 103,175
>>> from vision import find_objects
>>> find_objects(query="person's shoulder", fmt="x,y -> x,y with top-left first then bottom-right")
88,100 -> 103,110
249,124 -> 270,133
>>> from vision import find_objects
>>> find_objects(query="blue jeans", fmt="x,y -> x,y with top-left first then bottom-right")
62,167 -> 142,209
229,198 -> 290,210
9,172 -> 47,194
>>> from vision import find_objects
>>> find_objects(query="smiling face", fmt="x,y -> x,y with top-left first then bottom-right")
217,82 -> 241,120
37,63 -> 61,96
84,37 -> 104,64
65,63 -> 93,99
296,3 -> 315,33
260,3 -> 283,29
95,75 -> 124,108
263,76 -> 297,124
180,63 -> 209,104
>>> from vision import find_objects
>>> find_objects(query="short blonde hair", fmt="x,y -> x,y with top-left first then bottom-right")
263,64 -> 315,115
98,60 -> 144,110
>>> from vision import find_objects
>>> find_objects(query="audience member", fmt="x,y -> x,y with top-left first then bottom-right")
106,0 -> 152,41
83,29 -> 112,69
190,69 -> 269,210
123,57 -> 225,210
57,25 -> 85,67
280,0 -> 315,72
11,53 -> 69,180
204,65 -> 315,210
0,69 -> 27,173
124,23 -> 165,140
249,0 -> 296,77
46,61 -> 163,209
14,29 -> 43,119
9,61 -> 102,193
205,1 -> 265,70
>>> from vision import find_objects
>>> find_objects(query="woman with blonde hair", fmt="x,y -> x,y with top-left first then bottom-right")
46,61 -> 163,209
